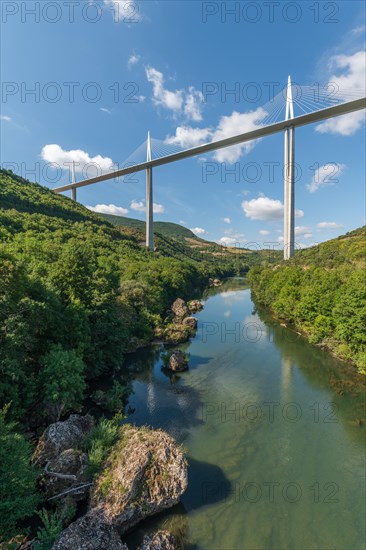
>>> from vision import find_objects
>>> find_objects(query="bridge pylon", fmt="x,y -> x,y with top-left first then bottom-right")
71,161 -> 77,201
284,75 -> 295,260
146,131 -> 154,251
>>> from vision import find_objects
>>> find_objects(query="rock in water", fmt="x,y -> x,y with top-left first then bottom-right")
52,513 -> 128,550
137,530 -> 179,550
89,425 -> 188,534
187,300 -> 203,313
33,414 -> 94,466
171,298 -> 188,319
182,316 -> 197,329
168,350 -> 189,372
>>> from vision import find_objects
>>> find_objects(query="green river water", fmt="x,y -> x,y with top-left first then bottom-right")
122,279 -> 365,550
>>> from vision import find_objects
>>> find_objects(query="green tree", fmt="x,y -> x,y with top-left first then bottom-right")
0,405 -> 40,541
40,346 -> 86,422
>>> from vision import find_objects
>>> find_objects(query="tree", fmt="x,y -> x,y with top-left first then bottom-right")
0,405 -> 40,541
40,346 -> 86,422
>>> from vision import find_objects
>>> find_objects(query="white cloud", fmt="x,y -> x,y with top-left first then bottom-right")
165,106 -> 267,161
130,200 -> 165,214
306,163 -> 346,193
165,126 -> 212,148
212,107 -> 267,163
146,66 -> 204,121
0,115 -> 12,122
315,111 -> 365,136
128,53 -> 140,69
146,66 -> 184,113
242,195 -> 304,221
295,226 -> 312,238
351,25 -> 365,35
179,220 -> 187,225
315,50 -> 366,135
218,230 -> 246,246
153,203 -> 165,214
130,200 -> 145,212
223,217 -> 231,224
184,87 -> 204,122
41,144 -> 115,174
104,0 -> 141,22
317,221 -> 344,229
87,204 -> 129,216
190,227 -> 208,235
100,107 -> 111,114
218,236 -> 238,246
259,229 -> 270,236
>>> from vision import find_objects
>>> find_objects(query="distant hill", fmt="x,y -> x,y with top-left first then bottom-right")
100,213 -> 198,240
0,169 -> 246,269
289,226 -> 366,269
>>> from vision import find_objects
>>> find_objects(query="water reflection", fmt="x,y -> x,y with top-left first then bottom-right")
120,279 -> 365,549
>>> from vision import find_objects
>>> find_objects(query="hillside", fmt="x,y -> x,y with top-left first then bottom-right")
0,169 -> 243,425
100,212 -> 283,266
100,213 -> 198,240
248,226 -> 366,373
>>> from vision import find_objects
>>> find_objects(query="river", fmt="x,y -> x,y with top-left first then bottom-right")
122,278 -> 365,550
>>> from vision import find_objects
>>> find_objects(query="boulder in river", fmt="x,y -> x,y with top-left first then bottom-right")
33,414 -> 94,466
182,316 -> 197,330
42,448 -> 90,501
171,298 -> 188,319
168,350 -> 189,372
52,513 -> 128,550
137,530 -> 179,550
187,300 -> 203,313
90,424 -> 188,534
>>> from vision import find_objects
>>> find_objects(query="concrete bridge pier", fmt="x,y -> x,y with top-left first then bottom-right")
146,131 -> 154,251
284,76 -> 295,260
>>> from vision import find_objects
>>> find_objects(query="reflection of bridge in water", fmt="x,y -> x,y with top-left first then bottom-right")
54,78 -> 365,259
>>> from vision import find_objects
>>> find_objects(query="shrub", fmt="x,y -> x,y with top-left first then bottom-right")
0,405 -> 40,541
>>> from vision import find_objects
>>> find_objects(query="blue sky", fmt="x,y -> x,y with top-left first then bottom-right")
1,0 -> 365,249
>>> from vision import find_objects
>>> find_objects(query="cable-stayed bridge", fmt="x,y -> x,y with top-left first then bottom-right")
54,79 -> 366,259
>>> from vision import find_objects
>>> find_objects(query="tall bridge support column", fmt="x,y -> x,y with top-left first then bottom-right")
284,75 -> 295,260
284,126 -> 295,259
146,166 -> 154,250
146,131 -> 154,251
71,161 -> 77,201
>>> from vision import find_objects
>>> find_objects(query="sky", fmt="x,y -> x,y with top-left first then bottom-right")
1,0 -> 365,249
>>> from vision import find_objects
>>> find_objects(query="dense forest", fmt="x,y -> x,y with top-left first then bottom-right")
0,168 -> 249,542
248,226 -> 366,373
0,168 -> 247,427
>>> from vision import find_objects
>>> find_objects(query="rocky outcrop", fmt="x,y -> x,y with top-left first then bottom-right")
137,530 -> 179,550
43,449 -> 90,501
33,414 -> 94,466
52,513 -> 128,550
168,350 -> 189,372
182,316 -> 197,329
209,278 -> 221,287
89,425 -> 187,534
52,523 -> 178,550
171,298 -> 188,319
187,300 -> 203,313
